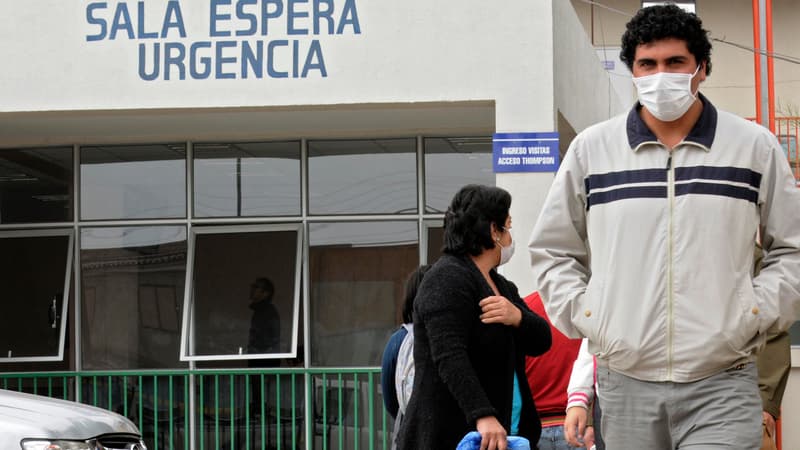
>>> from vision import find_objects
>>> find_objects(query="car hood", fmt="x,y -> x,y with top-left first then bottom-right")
0,388 -> 139,443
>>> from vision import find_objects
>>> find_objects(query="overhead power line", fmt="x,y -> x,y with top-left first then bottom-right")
578,0 -> 800,65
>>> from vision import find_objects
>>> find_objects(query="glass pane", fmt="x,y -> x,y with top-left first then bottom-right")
0,233 -> 70,360
0,147 -> 73,223
81,226 -> 187,369
194,142 -> 301,217
188,227 -> 299,360
80,144 -> 186,220
308,139 -> 417,215
426,225 -> 444,264
309,221 -> 418,366
424,137 -> 493,213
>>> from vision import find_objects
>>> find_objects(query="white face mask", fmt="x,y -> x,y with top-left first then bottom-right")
632,65 -> 701,122
497,230 -> 515,266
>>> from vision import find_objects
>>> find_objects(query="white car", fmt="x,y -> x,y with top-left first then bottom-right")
0,388 -> 147,450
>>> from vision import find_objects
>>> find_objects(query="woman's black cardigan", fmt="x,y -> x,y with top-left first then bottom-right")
397,253 -> 552,450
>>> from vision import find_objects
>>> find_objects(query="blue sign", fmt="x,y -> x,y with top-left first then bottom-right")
492,132 -> 560,173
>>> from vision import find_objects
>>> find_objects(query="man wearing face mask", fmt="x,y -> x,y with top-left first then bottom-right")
528,4 -> 800,449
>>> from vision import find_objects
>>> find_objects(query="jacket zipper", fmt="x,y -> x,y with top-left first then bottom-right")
666,152 -> 674,379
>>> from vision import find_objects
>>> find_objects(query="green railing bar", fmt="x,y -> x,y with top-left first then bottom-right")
107,375 -> 112,412
276,374 -> 282,450
322,373 -> 328,450
354,372 -> 359,450
245,375 -> 250,450
214,374 -> 220,450
168,375 -> 174,450
291,372 -> 297,450
338,373 -> 344,450
229,374 -> 234,450
154,375 -> 159,450
199,375 -> 205,450
261,373 -> 266,450
123,376 -> 128,416
138,375 -> 144,436
368,371 -> 375,450
184,374 -> 190,450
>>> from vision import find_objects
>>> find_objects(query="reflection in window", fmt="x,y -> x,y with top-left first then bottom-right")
424,137 -> 493,213
308,139 -> 417,215
309,221 -> 418,366
426,224 -> 444,264
80,226 -> 187,369
0,147 -> 73,223
0,230 -> 72,362
194,142 -> 301,217
183,225 -> 301,362
80,144 -> 186,220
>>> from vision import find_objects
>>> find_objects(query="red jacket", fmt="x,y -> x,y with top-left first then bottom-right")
524,292 -> 582,420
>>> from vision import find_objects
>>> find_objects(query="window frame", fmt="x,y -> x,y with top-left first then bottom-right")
179,223 -> 303,362
0,228 -> 73,363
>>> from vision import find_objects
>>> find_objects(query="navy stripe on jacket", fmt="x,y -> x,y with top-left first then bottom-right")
585,166 -> 761,209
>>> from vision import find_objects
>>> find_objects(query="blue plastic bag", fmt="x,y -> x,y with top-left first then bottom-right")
456,431 -> 531,450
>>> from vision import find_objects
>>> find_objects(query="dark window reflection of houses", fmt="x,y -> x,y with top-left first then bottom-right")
80,226 -> 187,370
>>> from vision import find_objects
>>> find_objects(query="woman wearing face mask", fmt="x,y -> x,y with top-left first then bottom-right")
396,184 -> 552,450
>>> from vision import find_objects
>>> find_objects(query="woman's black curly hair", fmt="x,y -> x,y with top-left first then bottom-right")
620,4 -> 712,76
442,184 -> 511,257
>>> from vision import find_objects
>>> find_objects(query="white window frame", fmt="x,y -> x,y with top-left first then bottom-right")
0,228 -> 74,363
179,223 -> 303,362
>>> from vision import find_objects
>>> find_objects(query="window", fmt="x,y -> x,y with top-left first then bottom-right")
180,224 -> 302,362
308,139 -> 417,215
80,144 -> 186,220
424,220 -> 444,264
0,229 -> 73,362
0,147 -> 73,223
193,141 -> 301,217
80,226 -> 187,369
424,137 -> 494,213
309,221 -> 419,366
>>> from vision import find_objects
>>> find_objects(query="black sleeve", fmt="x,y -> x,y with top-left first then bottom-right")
417,265 -> 497,423
500,277 -> 552,357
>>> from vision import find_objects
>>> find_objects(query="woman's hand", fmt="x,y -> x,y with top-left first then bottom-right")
476,416 -> 507,450
479,296 -> 522,327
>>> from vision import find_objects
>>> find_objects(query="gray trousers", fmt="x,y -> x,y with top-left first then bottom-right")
596,363 -> 761,449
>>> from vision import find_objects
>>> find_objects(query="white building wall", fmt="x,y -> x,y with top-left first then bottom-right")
0,0 -> 551,113
502,0 -> 628,299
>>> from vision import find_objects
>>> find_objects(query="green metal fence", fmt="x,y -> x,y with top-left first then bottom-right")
0,368 -> 393,450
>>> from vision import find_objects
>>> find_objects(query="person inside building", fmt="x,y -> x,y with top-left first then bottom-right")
397,184 -> 552,450
523,291 -> 584,450
247,276 -> 281,363
380,264 -> 431,449
528,4 -> 800,448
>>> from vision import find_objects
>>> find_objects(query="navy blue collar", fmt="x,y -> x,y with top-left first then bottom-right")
626,92 -> 718,151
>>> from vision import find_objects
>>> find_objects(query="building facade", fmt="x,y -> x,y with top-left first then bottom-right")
0,0 -> 797,448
